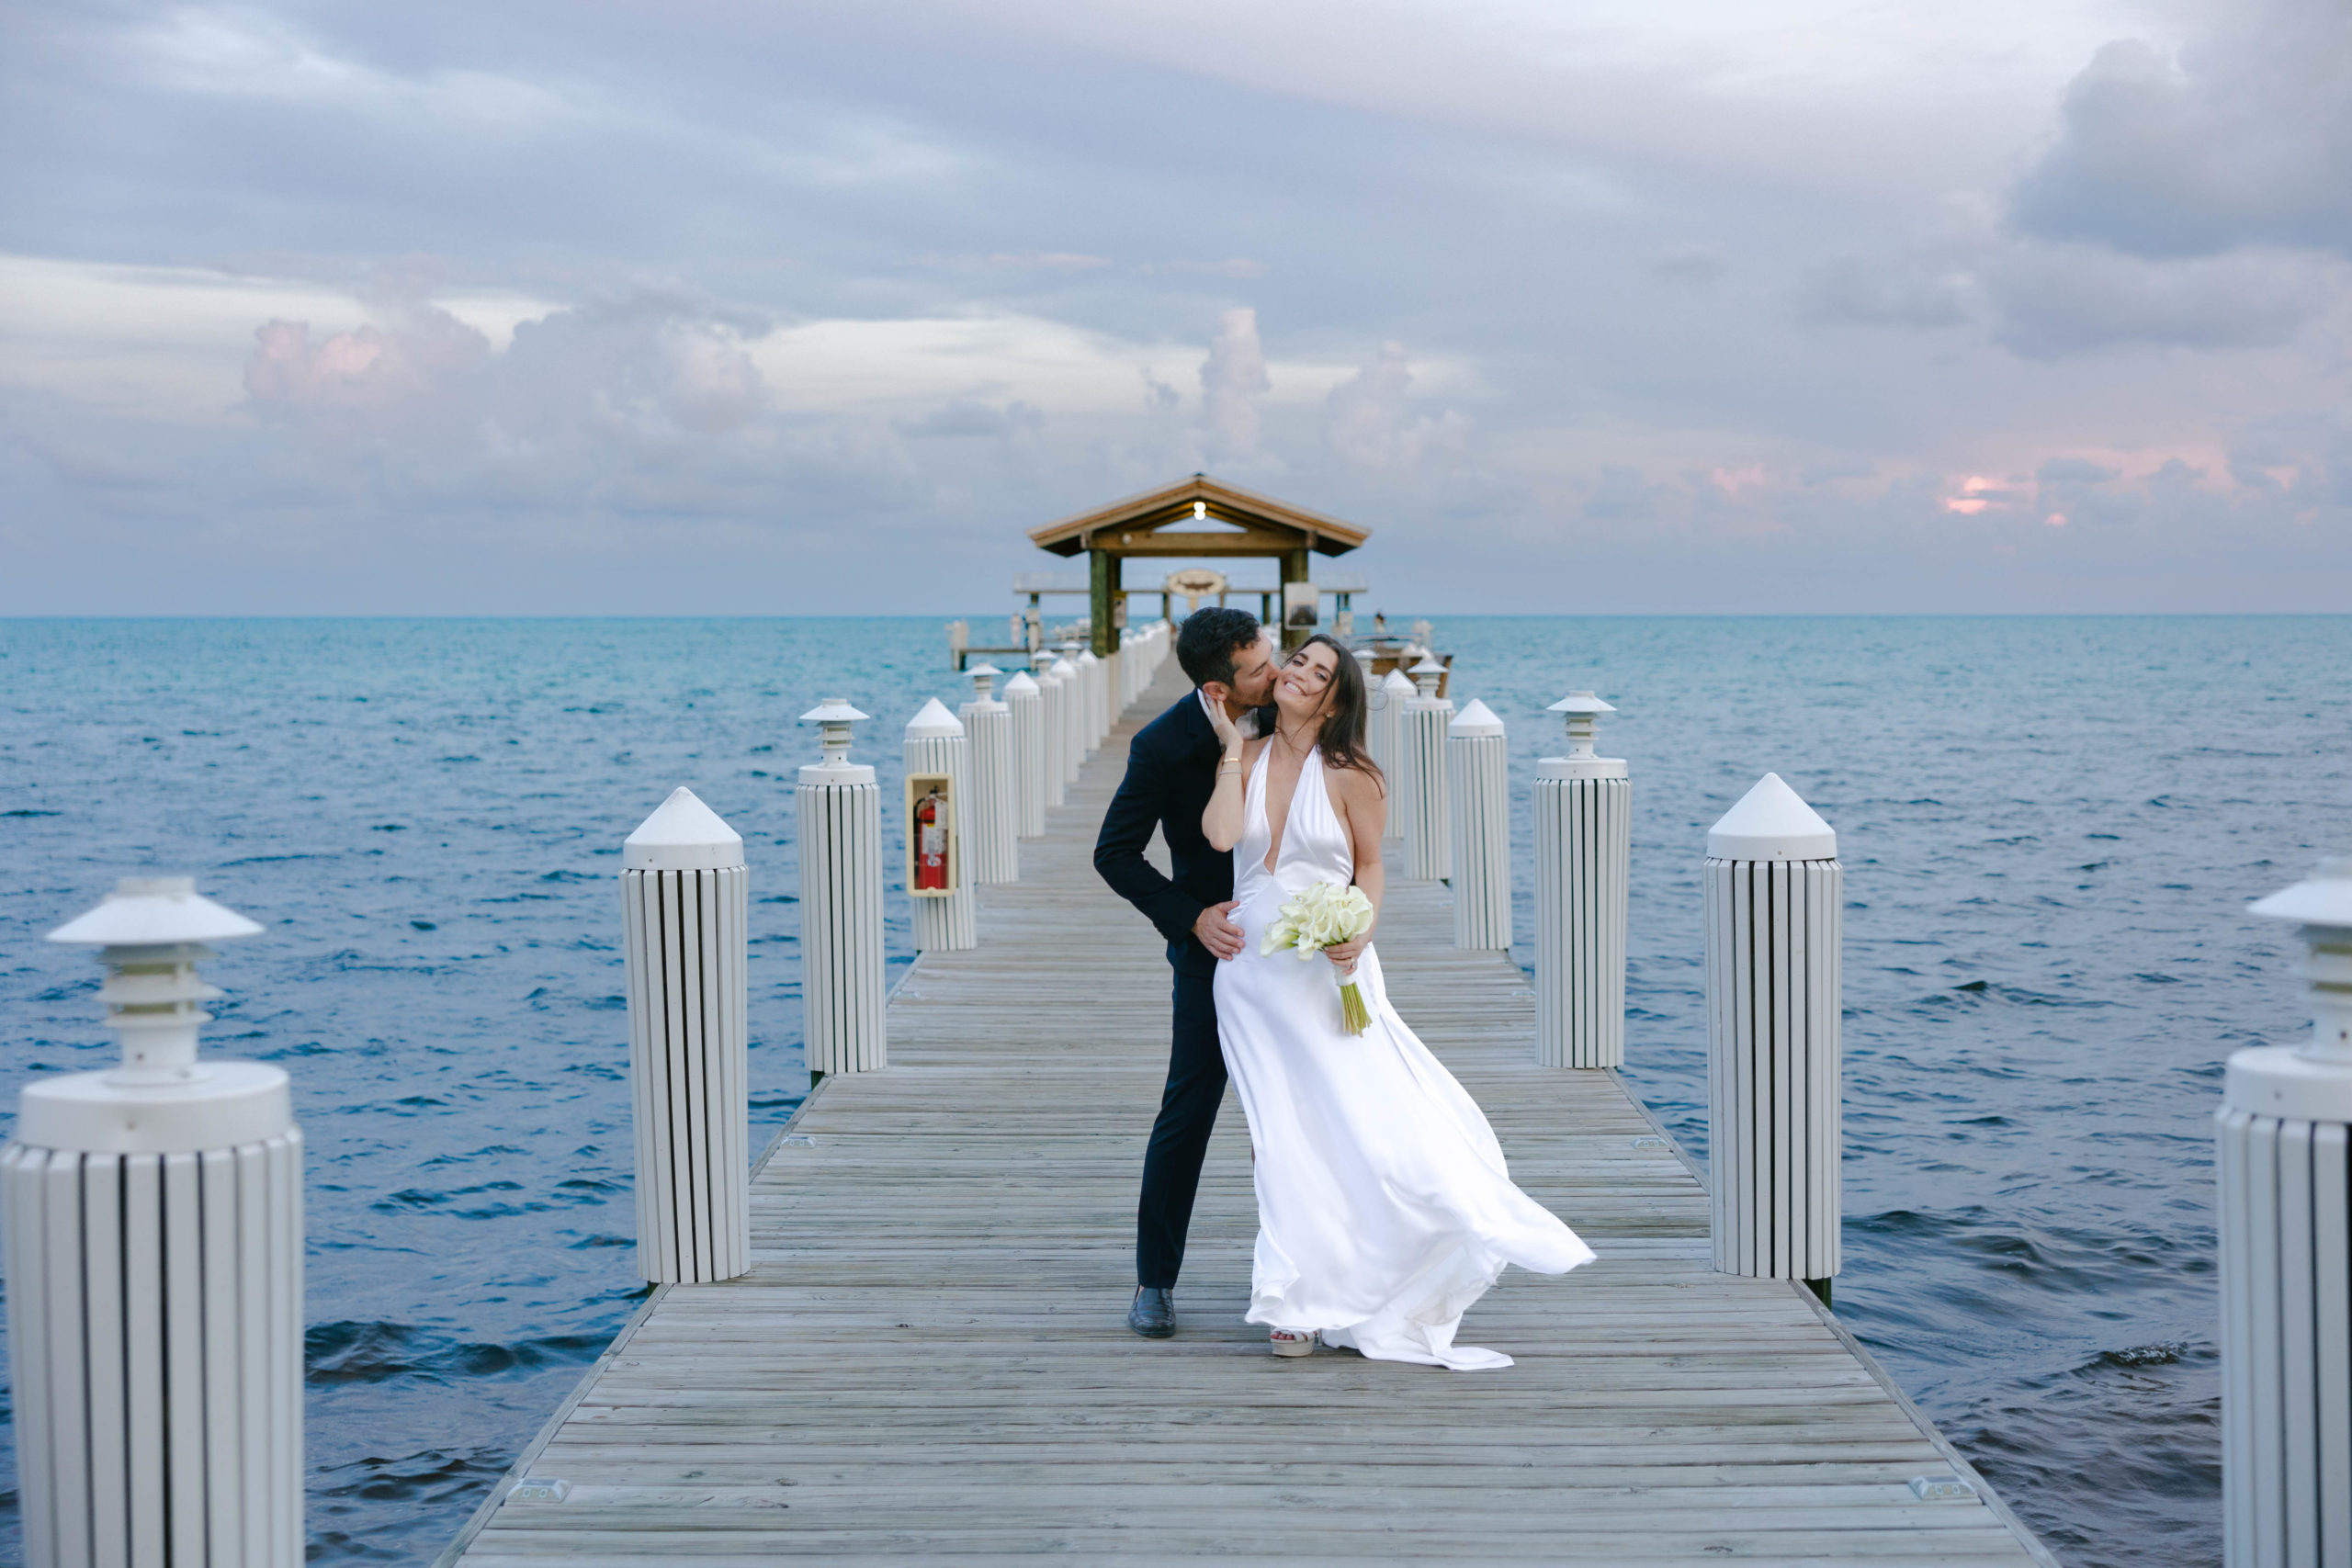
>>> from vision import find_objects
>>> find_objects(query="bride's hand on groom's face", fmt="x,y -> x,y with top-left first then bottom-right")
1193,900 -> 1245,960
1203,694 -> 1243,751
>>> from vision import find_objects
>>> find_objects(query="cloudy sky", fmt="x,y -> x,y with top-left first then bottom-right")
4,0 -> 2347,614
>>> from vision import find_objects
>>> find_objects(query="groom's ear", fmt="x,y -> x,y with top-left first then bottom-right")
1199,680 -> 1231,707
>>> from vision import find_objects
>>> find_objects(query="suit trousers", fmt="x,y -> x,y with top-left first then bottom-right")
1136,963 -> 1227,1289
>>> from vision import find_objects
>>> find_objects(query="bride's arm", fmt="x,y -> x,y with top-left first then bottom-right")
1202,722 -> 1257,852
1326,764 -> 1387,969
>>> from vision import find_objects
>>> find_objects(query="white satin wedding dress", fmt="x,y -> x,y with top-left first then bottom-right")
1214,744 -> 1595,1370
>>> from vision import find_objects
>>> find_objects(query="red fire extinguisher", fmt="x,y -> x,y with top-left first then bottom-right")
915,789 -> 949,891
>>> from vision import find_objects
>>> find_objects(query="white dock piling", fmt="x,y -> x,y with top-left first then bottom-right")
1074,648 -> 1105,749
798,698 -> 886,1075
905,698 -> 978,953
2221,858 -> 2352,1568
960,665 -> 1018,885
1034,654 -> 1070,809
4,878 -> 302,1568
1535,692 -> 1630,1069
1705,774 -> 1842,1292
1446,699 -> 1511,950
620,787 -> 751,1284
1047,653 -> 1083,788
1401,657 -> 1454,881
1376,670 -> 1414,841
1003,670 -> 1046,840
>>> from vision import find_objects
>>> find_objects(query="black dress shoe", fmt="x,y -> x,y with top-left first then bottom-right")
1127,1285 -> 1175,1338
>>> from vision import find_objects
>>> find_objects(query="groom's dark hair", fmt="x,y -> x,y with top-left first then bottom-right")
1176,607 -> 1262,689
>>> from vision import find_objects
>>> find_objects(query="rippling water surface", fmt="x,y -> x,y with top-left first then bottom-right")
1,615 -> 2346,1566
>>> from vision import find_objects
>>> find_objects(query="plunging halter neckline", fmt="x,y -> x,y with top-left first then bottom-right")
1251,739 -> 1321,875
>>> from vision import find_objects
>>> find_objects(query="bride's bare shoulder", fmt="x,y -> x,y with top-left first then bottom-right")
1326,755 -> 1385,807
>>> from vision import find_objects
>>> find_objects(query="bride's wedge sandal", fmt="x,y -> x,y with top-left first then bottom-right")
1269,1328 -> 1317,1359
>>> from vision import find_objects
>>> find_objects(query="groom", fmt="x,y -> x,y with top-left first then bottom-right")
1094,607 -> 1278,1337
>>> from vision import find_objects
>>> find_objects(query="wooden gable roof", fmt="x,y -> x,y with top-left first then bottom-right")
1026,474 -> 1369,558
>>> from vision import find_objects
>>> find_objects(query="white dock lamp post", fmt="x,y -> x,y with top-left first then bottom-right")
1534,692 -> 1630,1069
1704,774 -> 1842,1302
2222,857 -> 2352,1567
905,699 -> 978,953
620,787 -> 751,1284
1446,699 -> 1511,951
1401,657 -> 1454,881
1002,669 -> 1046,840
960,664 -> 1018,885
798,698 -> 886,1077
4,878 -> 302,1568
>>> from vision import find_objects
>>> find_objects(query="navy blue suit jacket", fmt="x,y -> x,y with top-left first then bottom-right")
1095,694 -> 1267,979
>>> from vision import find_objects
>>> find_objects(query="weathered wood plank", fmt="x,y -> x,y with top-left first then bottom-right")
445,660 -> 2055,1566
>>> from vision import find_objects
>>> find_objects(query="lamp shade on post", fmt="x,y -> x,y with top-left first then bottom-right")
1704,774 -> 1842,1295
2220,858 -> 2352,1567
960,665 -> 1018,885
1535,692 -> 1630,1069
620,786 -> 751,1285
1446,699 -> 1511,950
5,878 -> 303,1568
797,698 -> 886,1076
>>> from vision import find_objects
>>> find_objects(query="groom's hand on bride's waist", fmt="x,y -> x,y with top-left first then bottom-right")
1193,901 -> 1245,960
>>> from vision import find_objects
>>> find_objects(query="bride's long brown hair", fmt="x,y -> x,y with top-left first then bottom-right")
1286,633 -> 1385,795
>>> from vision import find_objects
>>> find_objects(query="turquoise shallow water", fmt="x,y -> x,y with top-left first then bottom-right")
1,615 -> 2346,1566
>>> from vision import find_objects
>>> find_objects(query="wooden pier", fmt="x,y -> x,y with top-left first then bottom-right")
445,660 -> 2056,1567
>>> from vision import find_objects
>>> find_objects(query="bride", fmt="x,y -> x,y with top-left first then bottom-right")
1203,634 -> 1595,1370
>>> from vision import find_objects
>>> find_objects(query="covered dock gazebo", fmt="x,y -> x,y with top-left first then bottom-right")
1027,474 -> 1369,655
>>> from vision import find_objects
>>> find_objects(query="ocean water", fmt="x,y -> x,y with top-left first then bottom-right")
0,615 -> 2346,1566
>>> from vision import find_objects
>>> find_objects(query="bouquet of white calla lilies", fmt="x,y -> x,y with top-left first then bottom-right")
1261,880 -> 1378,1034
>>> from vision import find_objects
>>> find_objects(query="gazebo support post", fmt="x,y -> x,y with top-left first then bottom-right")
1281,547 -> 1312,649
1089,548 -> 1117,657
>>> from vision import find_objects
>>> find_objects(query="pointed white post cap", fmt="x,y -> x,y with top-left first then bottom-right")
906,697 -> 965,739
625,786 -> 744,872
1003,670 -> 1039,694
1449,698 -> 1505,737
967,661 -> 1002,679
1381,670 -> 1416,694
1547,692 -> 1617,719
1708,773 -> 1837,860
50,877 -> 264,948
1076,649 -> 1100,666
1408,656 -> 1446,677
1047,656 -> 1077,678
